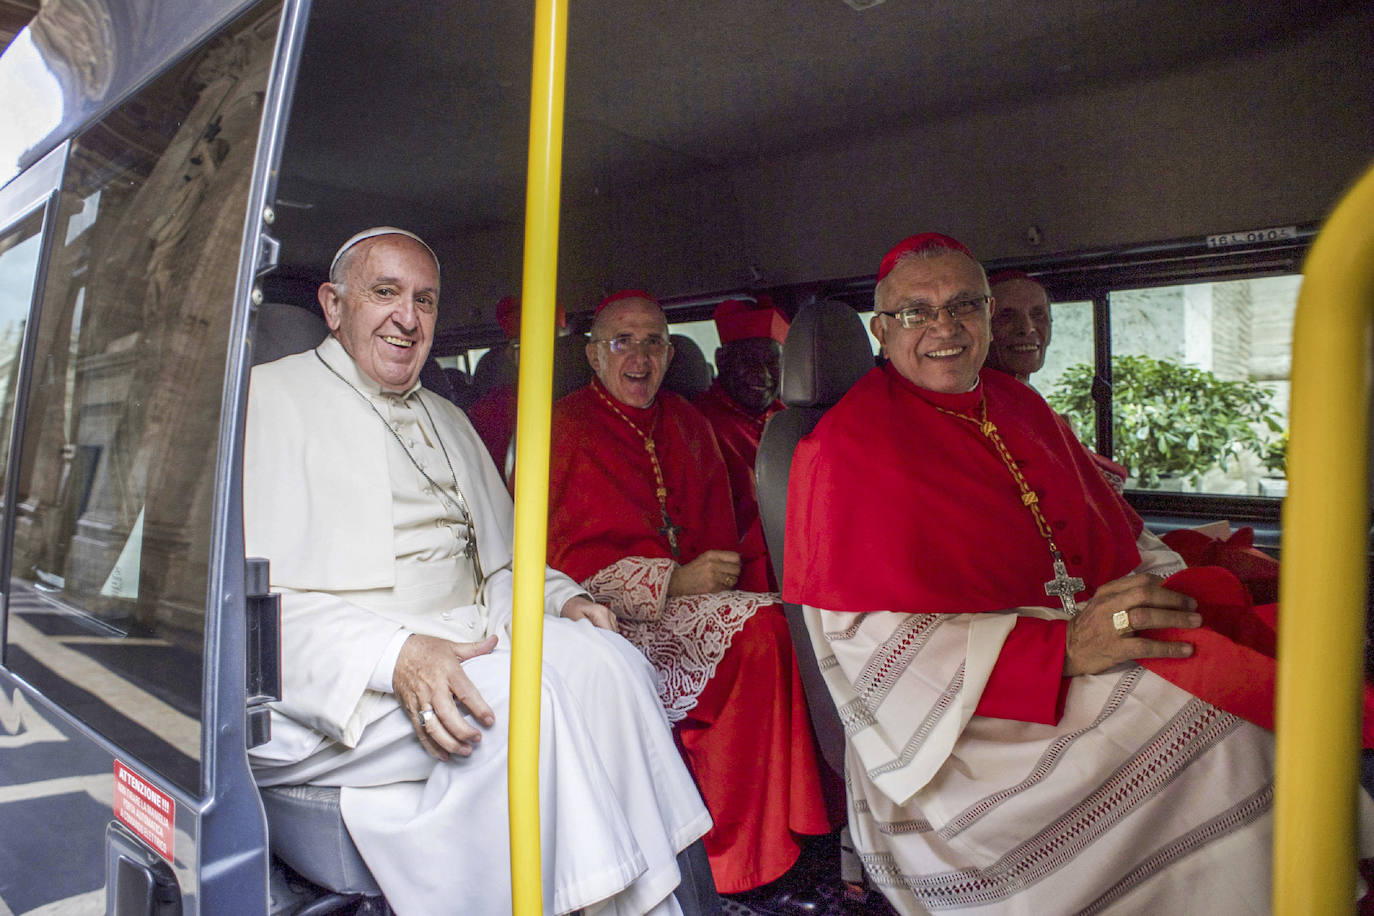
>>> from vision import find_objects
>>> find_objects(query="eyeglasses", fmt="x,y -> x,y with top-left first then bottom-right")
592,334 -> 671,356
876,294 -> 991,329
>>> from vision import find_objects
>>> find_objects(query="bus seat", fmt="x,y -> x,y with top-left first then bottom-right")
260,784 -> 383,903
445,367 -> 478,409
554,331 -> 594,400
419,357 -> 457,403
262,784 -> 721,913
755,299 -> 874,779
662,333 -> 713,400
472,345 -> 517,398
252,302 -> 328,365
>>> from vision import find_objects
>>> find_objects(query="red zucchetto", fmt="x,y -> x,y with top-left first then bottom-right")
712,296 -> 790,344
876,232 -> 975,282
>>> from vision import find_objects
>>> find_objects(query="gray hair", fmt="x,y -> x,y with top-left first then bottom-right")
329,227 -> 439,293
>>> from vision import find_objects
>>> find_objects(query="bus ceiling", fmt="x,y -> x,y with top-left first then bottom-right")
4,0 -> 1369,336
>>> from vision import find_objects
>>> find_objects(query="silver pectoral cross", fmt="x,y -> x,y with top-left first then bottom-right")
1044,555 -> 1085,617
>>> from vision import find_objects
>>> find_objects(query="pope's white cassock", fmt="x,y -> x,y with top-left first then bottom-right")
245,336 -> 711,915
804,533 -> 1374,915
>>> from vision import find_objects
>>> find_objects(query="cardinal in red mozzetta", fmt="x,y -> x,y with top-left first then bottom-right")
548,289 -> 832,900
782,231 -> 1374,915
694,296 -> 789,588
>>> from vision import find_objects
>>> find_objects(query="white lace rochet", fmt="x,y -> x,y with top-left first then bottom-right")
583,556 -> 775,723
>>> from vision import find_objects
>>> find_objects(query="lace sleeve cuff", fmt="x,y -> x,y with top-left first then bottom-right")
582,556 -> 674,622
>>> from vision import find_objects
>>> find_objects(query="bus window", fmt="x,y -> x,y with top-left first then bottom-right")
2,2 -> 282,797
1048,277 -> 1294,497
1027,299 -> 1095,398
666,318 -> 720,369
0,210 -> 44,487
461,347 -> 491,375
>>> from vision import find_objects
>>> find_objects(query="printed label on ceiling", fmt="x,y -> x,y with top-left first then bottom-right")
1205,226 -> 1297,248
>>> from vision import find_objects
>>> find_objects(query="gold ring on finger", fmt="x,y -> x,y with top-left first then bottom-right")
1112,610 -> 1134,638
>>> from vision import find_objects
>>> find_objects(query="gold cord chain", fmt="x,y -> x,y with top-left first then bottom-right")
933,395 -> 1085,615
592,382 -> 683,556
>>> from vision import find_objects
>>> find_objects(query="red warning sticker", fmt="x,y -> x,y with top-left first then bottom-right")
113,760 -> 175,861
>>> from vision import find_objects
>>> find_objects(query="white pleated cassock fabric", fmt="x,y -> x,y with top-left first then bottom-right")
805,533 -> 1372,915
246,339 -> 710,915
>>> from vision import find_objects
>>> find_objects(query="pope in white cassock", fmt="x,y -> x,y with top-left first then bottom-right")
244,227 -> 711,915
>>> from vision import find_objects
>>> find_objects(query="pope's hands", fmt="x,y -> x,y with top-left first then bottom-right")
1064,573 -> 1202,677
561,594 -> 618,632
667,549 -> 742,596
393,633 -> 498,760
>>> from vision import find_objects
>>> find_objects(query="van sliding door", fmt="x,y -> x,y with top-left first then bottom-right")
0,1 -> 311,912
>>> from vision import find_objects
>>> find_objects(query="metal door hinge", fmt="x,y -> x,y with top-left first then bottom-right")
245,557 -> 281,749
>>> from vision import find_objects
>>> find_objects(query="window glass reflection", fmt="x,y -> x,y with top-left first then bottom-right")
0,212 -> 46,497
3,2 -> 282,796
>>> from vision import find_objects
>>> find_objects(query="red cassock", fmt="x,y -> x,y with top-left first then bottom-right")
550,381 -> 831,892
694,381 -> 783,590
783,363 -> 1374,743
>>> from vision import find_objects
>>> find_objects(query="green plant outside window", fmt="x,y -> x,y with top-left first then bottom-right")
1048,355 -> 1286,488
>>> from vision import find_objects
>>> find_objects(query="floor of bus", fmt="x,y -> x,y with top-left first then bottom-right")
269,828 -> 897,915
717,830 -> 898,916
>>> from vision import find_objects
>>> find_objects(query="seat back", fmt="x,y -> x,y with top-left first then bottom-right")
756,299 -> 874,777
251,302 -> 328,365
472,345 -> 517,398
419,356 -> 457,402
444,366 -> 478,409
553,332 -> 594,400
498,334 -> 594,487
662,333 -> 713,400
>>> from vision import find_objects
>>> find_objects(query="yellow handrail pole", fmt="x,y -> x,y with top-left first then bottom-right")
1274,160 -> 1374,914
508,0 -> 570,912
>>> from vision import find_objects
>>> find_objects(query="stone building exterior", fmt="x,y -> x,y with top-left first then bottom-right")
1034,276 -> 1297,495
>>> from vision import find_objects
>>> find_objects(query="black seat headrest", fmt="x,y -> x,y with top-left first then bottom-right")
780,299 -> 873,409
419,358 -> 455,401
253,302 -> 329,365
553,333 -> 594,400
661,334 -> 713,401
472,345 -> 517,397
444,367 -> 477,409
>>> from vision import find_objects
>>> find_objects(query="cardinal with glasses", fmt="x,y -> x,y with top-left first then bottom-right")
243,231 -> 712,915
547,290 -> 832,901
782,232 -> 1374,915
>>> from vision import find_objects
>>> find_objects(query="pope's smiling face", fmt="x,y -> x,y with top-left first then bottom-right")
319,234 -> 439,392
871,250 -> 991,394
